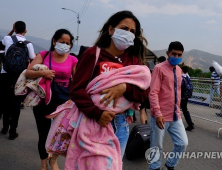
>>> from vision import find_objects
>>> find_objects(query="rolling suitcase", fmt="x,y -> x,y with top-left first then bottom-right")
125,124 -> 150,160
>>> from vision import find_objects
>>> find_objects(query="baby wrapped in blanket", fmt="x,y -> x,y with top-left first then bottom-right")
46,65 -> 151,170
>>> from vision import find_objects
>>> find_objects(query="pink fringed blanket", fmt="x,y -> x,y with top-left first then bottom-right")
46,65 -> 151,170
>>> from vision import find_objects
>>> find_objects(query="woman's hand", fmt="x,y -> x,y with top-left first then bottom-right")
42,70 -> 55,80
97,111 -> 115,127
100,83 -> 126,108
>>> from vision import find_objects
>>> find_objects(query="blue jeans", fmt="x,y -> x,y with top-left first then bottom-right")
149,116 -> 188,170
111,113 -> 129,159
210,85 -> 220,103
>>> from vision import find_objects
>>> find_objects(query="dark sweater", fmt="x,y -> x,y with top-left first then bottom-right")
69,46 -> 149,120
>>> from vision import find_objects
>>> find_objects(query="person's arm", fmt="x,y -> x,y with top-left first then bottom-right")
123,58 -> 150,107
149,66 -> 165,129
149,66 -> 162,118
25,53 -> 55,80
27,43 -> 35,60
181,77 -> 185,98
69,48 -> 104,121
71,56 -> 78,78
181,77 -> 185,89
140,108 -> 147,124
211,73 -> 215,88
72,66 -> 76,78
8,30 -> 14,36
8,23 -> 15,36
99,83 -> 126,108
99,57 -> 150,108
124,84 -> 150,107
70,48 -> 116,127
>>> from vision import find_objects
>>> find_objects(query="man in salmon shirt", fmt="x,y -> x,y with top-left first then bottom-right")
149,41 -> 188,170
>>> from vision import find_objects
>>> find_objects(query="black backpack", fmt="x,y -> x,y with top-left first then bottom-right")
125,124 -> 150,160
182,76 -> 193,98
3,35 -> 30,73
77,45 -> 89,60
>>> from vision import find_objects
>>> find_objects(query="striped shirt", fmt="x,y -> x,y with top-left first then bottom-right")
211,71 -> 220,85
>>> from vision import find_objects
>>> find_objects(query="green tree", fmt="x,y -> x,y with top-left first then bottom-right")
193,68 -> 203,77
202,72 -> 211,78
179,64 -> 211,78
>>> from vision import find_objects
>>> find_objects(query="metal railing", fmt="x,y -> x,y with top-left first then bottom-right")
188,77 -> 222,138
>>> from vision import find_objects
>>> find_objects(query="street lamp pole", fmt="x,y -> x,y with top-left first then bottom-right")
62,8 -> 81,51
76,13 -> 80,48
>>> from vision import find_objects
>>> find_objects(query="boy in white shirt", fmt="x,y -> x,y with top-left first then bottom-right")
0,21 -> 35,140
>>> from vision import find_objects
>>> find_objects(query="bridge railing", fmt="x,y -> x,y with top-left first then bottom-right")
188,77 -> 222,137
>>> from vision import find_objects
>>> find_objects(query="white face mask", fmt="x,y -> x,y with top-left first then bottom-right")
111,28 -> 135,50
54,42 -> 70,55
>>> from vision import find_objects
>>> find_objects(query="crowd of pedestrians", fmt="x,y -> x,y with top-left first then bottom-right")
0,10 -> 200,170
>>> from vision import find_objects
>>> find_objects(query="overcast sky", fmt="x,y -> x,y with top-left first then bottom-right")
1,0 -> 222,55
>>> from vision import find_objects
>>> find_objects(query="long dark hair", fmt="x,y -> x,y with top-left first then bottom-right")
94,10 -> 148,63
49,29 -> 74,51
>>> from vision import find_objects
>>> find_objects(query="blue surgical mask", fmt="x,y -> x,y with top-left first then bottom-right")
168,56 -> 182,66
111,28 -> 135,50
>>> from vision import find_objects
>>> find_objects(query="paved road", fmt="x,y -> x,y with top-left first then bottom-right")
0,107 -> 222,170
